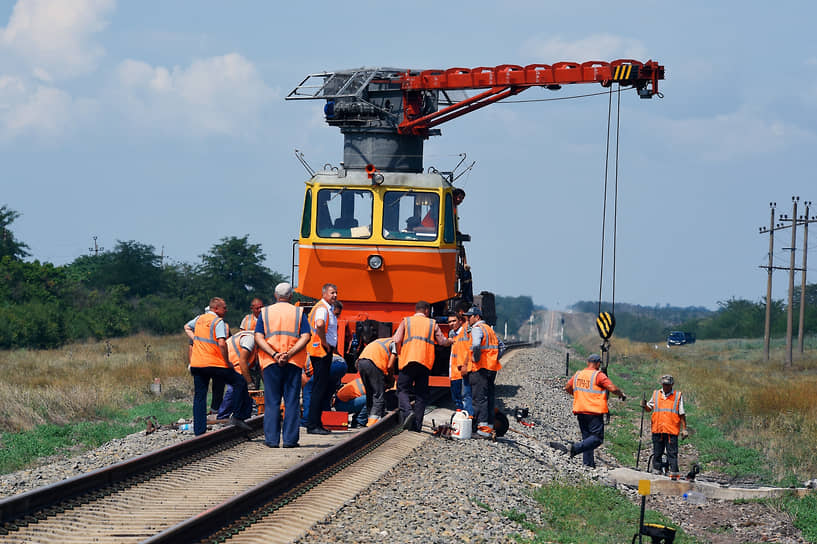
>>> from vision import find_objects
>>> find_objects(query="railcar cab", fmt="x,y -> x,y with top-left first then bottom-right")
296,167 -> 463,383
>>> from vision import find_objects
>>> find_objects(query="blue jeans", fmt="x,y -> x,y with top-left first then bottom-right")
334,395 -> 368,426
191,366 -> 249,436
216,384 -> 252,420
450,378 -> 473,415
262,362 -> 302,447
572,413 -> 605,467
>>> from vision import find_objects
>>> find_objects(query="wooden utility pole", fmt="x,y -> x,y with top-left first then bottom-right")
762,203 -> 776,360
798,201 -> 813,354
88,235 -> 104,256
785,197 -> 798,366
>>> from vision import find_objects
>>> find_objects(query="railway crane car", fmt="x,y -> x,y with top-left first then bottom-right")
287,60 -> 664,384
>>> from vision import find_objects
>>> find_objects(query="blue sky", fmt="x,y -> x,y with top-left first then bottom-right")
2,0 -> 816,310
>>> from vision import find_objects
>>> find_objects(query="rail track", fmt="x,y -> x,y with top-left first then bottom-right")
0,342 -> 536,543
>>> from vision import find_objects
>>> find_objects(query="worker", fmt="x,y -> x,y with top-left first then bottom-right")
564,353 -> 626,467
333,377 -> 368,428
447,313 -> 472,416
464,306 -> 501,438
188,297 -> 252,436
305,283 -> 339,435
641,374 -> 689,479
185,305 -> 225,415
356,334 -> 397,427
254,283 -> 310,448
240,298 -> 264,331
392,300 -> 453,432
215,330 -> 256,420
300,354 -> 347,429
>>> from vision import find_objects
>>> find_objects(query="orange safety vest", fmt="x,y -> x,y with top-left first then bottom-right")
307,300 -> 332,358
227,331 -> 258,371
471,322 -> 501,372
449,327 -> 470,379
398,315 -> 436,370
571,368 -> 609,415
240,313 -> 258,332
190,313 -> 229,369
650,390 -> 683,435
257,303 -> 307,370
336,377 -> 365,402
358,338 -> 395,375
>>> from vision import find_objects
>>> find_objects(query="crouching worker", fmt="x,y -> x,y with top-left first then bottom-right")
641,374 -> 689,479
216,330 -> 256,420
333,377 -> 368,428
356,336 -> 397,427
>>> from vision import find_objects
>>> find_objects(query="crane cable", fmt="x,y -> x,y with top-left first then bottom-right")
596,84 -> 622,373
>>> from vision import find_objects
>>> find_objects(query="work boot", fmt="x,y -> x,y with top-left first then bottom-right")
548,441 -> 569,454
367,417 -> 380,427
569,444 -> 578,458
402,412 -> 416,431
229,416 -> 252,432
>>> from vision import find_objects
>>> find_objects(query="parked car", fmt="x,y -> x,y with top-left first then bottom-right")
667,331 -> 696,347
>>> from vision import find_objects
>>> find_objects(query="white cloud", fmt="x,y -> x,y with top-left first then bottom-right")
0,75 -> 92,140
654,108 -> 816,161
522,34 -> 648,62
113,54 -> 276,137
0,0 -> 114,80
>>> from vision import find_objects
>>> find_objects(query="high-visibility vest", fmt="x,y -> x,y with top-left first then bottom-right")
650,390 -> 683,435
227,331 -> 257,371
190,313 -> 228,369
398,315 -> 436,370
571,368 -> 609,415
240,313 -> 257,332
336,377 -> 365,402
471,322 -> 501,372
307,300 -> 332,358
358,338 -> 394,375
257,303 -> 307,370
449,327 -> 470,379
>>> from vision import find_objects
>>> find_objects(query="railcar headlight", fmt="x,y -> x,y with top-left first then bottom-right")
367,254 -> 383,270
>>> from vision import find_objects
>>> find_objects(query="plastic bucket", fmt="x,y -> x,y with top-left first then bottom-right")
450,410 -> 472,440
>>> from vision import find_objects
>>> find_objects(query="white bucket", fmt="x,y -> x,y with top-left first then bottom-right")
450,410 -> 472,440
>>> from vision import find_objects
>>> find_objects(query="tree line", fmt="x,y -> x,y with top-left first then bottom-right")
1,206 -> 284,349
572,292 -> 817,343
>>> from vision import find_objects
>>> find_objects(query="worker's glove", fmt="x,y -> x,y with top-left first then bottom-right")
680,429 -> 689,440
620,393 -> 627,402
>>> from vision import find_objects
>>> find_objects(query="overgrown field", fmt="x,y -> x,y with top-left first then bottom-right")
0,334 -> 193,473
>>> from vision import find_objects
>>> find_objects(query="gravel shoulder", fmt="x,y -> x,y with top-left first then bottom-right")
0,346 -> 808,543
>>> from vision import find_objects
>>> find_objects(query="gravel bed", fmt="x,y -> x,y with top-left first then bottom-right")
0,345 -> 807,543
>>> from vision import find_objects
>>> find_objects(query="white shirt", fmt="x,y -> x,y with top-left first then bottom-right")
313,299 -> 338,348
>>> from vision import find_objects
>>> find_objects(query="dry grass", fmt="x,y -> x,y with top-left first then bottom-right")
603,336 -> 817,481
0,334 -> 192,432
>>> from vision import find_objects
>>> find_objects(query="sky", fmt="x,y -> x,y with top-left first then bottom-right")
2,0 -> 816,311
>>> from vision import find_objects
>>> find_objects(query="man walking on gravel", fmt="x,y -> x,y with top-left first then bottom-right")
564,353 -> 626,467
641,374 -> 688,478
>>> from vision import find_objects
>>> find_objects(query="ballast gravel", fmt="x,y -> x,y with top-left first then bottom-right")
0,345 -> 807,543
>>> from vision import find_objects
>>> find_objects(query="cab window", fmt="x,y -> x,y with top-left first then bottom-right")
382,191 -> 439,241
443,192 -> 455,243
301,188 -> 312,238
316,188 -> 373,239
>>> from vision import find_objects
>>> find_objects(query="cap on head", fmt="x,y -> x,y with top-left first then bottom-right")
587,354 -> 602,363
463,306 -> 482,317
660,374 -> 674,385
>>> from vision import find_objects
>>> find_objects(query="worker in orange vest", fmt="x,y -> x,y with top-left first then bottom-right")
254,283 -> 311,448
215,330 -> 257,420
240,298 -> 264,331
188,297 -> 252,436
333,377 -> 368,428
464,305 -> 502,438
392,300 -> 453,432
564,353 -> 626,467
305,283 -> 339,435
356,335 -> 397,427
641,374 -> 689,479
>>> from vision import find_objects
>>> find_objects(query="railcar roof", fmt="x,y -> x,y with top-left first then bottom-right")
306,169 -> 451,189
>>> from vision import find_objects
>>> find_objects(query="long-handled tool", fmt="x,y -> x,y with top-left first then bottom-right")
635,393 -> 646,470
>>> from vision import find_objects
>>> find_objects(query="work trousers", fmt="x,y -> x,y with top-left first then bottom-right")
652,432 -> 679,474
306,353 -> 333,430
333,395 -> 368,426
572,413 -> 605,467
469,368 -> 496,427
397,362 -> 429,432
450,376 -> 473,415
191,366 -> 249,436
216,383 -> 252,420
262,362 -> 302,447
358,358 -> 386,419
